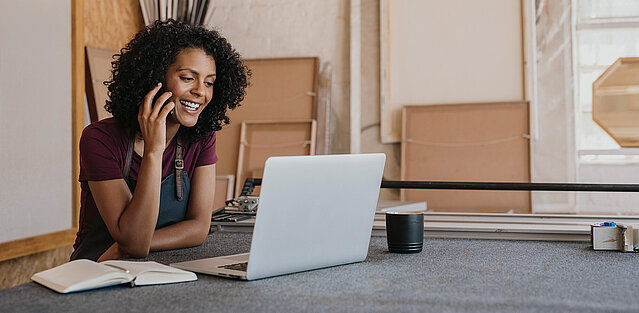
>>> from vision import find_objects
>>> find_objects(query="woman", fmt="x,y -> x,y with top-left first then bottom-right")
71,20 -> 248,261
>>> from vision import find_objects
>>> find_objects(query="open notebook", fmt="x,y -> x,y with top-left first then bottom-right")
31,259 -> 197,293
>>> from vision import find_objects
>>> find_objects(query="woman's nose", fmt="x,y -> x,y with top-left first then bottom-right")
191,82 -> 204,96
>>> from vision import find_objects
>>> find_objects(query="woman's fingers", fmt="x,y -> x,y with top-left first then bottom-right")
139,82 -> 173,120
158,101 -> 175,120
140,83 -> 163,118
151,91 -> 173,117
136,83 -> 174,153
145,83 -> 163,110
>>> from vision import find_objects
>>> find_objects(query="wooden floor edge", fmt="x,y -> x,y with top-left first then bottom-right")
0,229 -> 77,262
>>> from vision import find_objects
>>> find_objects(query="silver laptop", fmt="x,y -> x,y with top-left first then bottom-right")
171,153 -> 386,280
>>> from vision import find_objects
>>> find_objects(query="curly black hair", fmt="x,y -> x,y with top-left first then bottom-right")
105,19 -> 249,143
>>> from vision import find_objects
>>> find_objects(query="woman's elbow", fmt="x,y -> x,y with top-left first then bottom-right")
117,238 -> 151,258
194,224 -> 210,245
124,245 -> 150,259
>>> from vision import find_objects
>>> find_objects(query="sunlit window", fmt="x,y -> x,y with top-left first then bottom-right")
575,0 -> 639,157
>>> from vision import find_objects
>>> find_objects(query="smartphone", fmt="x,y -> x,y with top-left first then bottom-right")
152,83 -> 174,119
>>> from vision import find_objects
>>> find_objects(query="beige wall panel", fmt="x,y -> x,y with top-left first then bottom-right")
84,0 -> 145,50
381,0 -> 524,143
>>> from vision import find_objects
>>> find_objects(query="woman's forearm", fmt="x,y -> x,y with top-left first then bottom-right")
114,151 -> 163,257
110,83 -> 175,257
150,218 -> 210,251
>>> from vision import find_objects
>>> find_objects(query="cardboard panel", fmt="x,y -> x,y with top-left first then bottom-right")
85,46 -> 116,122
235,120 -> 316,196
401,102 -> 530,213
216,58 -> 319,177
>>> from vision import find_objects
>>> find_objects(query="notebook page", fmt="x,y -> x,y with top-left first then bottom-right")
32,259 -> 131,293
101,260 -> 197,286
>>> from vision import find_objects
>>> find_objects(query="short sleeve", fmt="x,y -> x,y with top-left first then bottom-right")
79,125 -> 125,182
194,132 -> 218,167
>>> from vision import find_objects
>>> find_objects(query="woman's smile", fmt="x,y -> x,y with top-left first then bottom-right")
179,99 -> 202,112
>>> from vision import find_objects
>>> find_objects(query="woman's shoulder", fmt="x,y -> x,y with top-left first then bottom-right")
82,117 -> 125,138
186,132 -> 218,167
80,117 -> 128,151
187,131 -> 216,150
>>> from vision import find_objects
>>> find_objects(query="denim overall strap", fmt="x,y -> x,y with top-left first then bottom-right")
175,137 -> 184,201
123,132 -> 135,180
121,133 -> 190,229
124,133 -> 184,200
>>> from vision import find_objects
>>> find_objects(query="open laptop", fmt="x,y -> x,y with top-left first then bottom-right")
171,153 -> 386,280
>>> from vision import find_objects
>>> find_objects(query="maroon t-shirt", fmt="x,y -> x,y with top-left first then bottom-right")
73,118 -> 218,249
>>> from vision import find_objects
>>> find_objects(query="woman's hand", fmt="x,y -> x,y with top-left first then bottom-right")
97,242 -> 129,262
138,83 -> 175,155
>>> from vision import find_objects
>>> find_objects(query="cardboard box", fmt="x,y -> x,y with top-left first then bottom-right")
591,222 -> 639,252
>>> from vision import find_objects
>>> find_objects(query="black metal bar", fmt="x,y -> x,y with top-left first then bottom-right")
247,178 -> 639,192
379,180 -> 639,192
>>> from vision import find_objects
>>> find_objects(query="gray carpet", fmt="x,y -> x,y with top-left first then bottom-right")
1,232 -> 638,313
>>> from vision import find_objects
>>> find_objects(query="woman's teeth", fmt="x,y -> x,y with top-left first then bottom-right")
180,100 -> 201,112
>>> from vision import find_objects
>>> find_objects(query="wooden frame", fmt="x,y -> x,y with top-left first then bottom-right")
235,120 -> 317,196
0,0 -> 83,261
214,175 -> 235,210
379,0 -> 391,142
85,46 -> 116,122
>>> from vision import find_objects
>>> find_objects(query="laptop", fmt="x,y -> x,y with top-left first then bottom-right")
171,153 -> 386,280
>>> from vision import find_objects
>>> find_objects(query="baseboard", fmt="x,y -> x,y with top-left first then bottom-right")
0,229 -> 77,262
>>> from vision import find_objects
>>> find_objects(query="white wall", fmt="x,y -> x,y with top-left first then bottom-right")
0,1 -> 73,242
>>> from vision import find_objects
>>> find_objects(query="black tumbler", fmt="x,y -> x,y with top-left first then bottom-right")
385,211 -> 424,253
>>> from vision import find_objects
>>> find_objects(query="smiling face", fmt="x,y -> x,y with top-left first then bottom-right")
164,48 -> 216,128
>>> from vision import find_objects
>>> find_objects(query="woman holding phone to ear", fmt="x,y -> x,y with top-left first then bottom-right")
71,20 -> 249,261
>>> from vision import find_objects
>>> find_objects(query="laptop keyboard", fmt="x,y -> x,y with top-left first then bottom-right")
220,262 -> 248,272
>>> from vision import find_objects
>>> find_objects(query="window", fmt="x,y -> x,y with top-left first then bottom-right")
574,0 -> 639,159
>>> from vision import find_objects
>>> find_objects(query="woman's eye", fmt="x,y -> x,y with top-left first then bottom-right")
204,82 -> 214,87
180,76 -> 194,82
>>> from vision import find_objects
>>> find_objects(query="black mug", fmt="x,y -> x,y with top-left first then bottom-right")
385,211 -> 424,253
